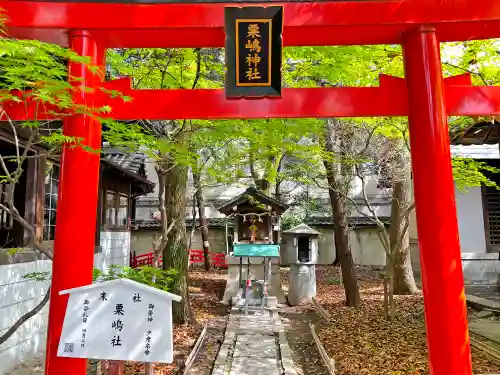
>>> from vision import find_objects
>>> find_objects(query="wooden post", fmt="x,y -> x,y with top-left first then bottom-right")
144,362 -> 153,375
45,31 -> 104,375
103,360 -> 124,375
403,25 -> 472,375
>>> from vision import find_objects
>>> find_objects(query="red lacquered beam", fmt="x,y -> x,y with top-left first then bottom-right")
3,0 -> 500,47
4,75 -> 500,121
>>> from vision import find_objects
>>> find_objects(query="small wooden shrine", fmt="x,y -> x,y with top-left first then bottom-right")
218,187 -> 288,308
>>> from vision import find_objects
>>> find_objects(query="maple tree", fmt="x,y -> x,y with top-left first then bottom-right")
0,14 -> 135,344
105,39 -> 500,322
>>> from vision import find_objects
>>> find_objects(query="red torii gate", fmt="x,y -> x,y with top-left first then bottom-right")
3,1 -> 500,375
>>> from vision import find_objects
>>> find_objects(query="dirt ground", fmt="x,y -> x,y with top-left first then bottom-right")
8,266 -> 500,375
312,265 -> 500,375
123,269 -> 228,375
280,307 -> 330,375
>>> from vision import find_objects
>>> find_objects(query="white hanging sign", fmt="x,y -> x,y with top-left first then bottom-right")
57,278 -> 181,363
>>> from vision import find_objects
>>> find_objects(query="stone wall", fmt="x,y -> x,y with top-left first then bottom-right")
131,227 -> 229,256
306,226 -> 387,266
132,226 -> 387,267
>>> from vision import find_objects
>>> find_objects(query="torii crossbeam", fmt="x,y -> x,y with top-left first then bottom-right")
1,1 -> 498,375
5,74 -> 500,120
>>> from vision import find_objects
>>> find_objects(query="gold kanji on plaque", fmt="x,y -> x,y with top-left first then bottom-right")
247,24 -> 261,38
245,39 -> 262,53
246,53 -> 261,68
246,68 -> 262,80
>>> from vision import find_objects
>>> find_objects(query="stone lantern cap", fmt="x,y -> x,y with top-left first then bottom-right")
282,223 -> 320,236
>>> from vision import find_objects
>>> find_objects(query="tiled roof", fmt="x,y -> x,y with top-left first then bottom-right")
451,121 -> 500,146
102,147 -> 148,178
101,147 -> 154,195
217,187 -> 289,215
306,216 -> 390,227
133,216 -> 389,230
133,218 -> 233,230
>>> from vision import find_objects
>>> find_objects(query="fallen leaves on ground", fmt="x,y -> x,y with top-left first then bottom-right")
124,269 -> 227,375
313,266 -> 500,375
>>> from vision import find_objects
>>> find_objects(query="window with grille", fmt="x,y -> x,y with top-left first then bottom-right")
44,162 -> 60,240
0,183 -> 14,230
482,186 -> 500,252
105,191 -> 129,229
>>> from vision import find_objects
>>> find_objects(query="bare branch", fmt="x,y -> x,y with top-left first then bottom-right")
0,287 -> 50,346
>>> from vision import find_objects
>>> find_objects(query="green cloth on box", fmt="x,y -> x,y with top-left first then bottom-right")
233,243 -> 280,257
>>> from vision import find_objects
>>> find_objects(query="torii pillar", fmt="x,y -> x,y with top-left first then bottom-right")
403,26 -> 472,375
44,31 -> 104,375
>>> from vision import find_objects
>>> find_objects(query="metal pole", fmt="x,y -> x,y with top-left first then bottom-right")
267,257 -> 272,308
245,257 -> 250,317
261,257 -> 266,312
403,25 -> 471,375
45,30 -> 104,375
225,218 -> 229,255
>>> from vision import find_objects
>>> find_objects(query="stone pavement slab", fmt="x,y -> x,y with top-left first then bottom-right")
467,294 -> 500,311
211,307 -> 298,375
469,320 -> 500,343
230,357 -> 279,375
233,334 -> 277,358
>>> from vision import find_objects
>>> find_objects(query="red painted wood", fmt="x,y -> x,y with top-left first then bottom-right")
44,31 -> 104,375
403,26 -> 472,375
4,75 -> 500,120
3,0 -> 500,47
131,250 -> 228,269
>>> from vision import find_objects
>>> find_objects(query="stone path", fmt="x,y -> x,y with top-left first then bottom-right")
467,294 -> 500,310
212,307 -> 298,375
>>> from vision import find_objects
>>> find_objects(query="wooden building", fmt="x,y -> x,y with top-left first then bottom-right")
409,121 -> 500,285
0,127 -> 154,373
0,126 -> 154,265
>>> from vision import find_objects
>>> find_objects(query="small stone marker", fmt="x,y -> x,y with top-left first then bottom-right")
57,278 -> 181,363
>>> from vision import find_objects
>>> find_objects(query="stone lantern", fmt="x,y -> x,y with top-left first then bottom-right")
282,223 -> 319,306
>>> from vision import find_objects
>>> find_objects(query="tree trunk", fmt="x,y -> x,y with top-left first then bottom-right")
193,171 -> 210,271
388,145 -> 419,295
327,186 -> 360,307
391,179 -> 419,295
323,119 -> 360,307
163,160 -> 194,324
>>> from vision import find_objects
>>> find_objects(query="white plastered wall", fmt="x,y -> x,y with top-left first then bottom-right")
0,231 -> 131,373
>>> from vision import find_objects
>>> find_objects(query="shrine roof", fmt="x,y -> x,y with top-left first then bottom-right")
451,121 -> 500,147
59,278 -> 182,302
217,187 -> 289,215
101,147 -> 155,194
103,147 -> 148,177
283,223 -> 320,235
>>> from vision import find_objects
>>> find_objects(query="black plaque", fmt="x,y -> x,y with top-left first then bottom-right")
225,6 -> 283,98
